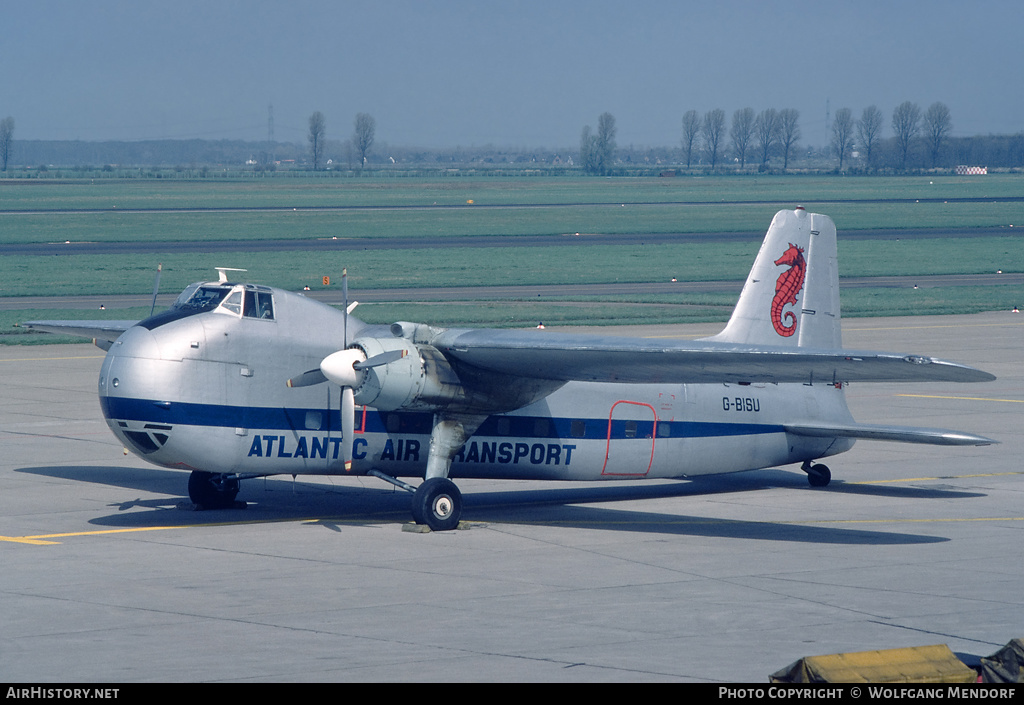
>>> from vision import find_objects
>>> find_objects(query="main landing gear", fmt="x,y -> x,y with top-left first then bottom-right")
188,471 -> 242,509
801,461 -> 832,487
411,477 -> 463,532
368,470 -> 464,532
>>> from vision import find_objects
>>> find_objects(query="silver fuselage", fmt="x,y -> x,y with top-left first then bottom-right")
99,286 -> 854,482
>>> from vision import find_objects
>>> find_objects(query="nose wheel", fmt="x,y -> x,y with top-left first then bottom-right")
188,471 -> 242,509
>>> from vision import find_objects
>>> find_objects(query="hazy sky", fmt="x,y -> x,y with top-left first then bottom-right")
4,0 -> 1022,149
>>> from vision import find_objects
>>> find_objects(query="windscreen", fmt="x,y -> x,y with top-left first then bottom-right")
139,284 -> 233,330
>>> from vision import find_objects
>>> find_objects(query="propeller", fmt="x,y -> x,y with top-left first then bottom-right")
288,345 -> 409,472
287,268 -> 409,471
320,347 -> 408,471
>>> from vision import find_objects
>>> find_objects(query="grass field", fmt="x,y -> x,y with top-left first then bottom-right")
3,174 -> 1022,212
1,173 -> 1021,343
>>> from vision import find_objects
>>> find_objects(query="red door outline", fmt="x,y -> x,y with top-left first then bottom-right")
601,400 -> 657,477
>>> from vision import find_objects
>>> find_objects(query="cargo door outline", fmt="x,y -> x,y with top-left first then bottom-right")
602,400 -> 657,477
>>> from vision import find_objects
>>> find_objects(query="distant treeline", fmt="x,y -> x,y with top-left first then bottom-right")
4,132 -> 1024,174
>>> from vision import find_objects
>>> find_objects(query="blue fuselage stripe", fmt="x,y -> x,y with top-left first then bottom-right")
100,396 -> 784,441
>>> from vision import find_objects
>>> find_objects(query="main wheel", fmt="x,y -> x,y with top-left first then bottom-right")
807,463 -> 831,487
412,478 -> 462,531
188,471 -> 241,509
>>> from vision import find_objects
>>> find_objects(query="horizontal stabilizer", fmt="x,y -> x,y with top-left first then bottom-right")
22,320 -> 136,343
785,422 -> 997,446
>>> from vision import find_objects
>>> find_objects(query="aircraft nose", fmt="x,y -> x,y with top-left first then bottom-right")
99,324 -> 165,400
110,324 -> 161,359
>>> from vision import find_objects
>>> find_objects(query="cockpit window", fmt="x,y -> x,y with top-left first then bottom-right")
180,286 -> 232,312
220,290 -> 243,315
249,290 -> 274,320
214,286 -> 274,320
139,282 -> 273,330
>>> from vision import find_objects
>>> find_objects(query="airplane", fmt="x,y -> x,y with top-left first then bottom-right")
25,208 -> 996,531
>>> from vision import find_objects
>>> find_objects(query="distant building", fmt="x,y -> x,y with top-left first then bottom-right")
955,165 -> 988,175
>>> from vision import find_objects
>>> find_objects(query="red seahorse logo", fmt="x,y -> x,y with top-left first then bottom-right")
771,243 -> 806,337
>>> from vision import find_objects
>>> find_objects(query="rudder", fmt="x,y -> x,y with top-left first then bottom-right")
707,208 -> 841,349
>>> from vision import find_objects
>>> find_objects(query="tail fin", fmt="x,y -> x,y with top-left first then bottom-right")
708,208 -> 841,348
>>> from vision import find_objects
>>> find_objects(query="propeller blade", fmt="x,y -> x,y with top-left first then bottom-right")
286,369 -> 328,388
354,349 -> 408,370
320,348 -> 367,387
342,387 -> 354,471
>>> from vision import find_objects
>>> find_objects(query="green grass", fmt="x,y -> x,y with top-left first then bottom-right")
2,173 -> 1022,343
6,285 -> 1020,345
3,174 -> 1022,211
0,237 -> 1020,298
1,175 -> 1021,246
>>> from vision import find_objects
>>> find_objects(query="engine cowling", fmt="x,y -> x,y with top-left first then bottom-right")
348,336 -> 466,412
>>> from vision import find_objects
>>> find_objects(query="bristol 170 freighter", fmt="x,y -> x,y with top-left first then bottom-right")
27,209 -> 995,530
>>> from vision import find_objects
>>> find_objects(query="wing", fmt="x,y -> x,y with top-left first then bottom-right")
785,422 -> 997,446
22,320 -> 136,345
432,329 -> 996,385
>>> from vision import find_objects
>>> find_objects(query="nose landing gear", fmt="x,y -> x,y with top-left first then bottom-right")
188,471 -> 243,509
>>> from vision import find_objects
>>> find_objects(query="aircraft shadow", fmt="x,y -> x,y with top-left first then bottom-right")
18,465 -> 953,544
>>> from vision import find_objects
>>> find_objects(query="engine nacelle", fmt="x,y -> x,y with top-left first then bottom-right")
349,336 -> 466,412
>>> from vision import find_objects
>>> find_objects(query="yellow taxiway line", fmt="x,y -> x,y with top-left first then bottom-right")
4,470 -> 1024,544
896,393 -> 1024,404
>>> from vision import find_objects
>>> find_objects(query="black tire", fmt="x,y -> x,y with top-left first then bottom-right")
412,478 -> 462,531
807,464 -> 831,487
188,471 -> 240,509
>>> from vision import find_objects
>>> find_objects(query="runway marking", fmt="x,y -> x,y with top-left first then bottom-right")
847,321 -> 1024,332
847,470 -> 1024,484
0,525 -> 192,545
0,514 -> 404,545
896,393 -> 1024,403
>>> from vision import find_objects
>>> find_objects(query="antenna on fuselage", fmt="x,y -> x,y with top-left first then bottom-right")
342,268 -> 348,348
215,267 -> 248,283
149,263 -> 162,317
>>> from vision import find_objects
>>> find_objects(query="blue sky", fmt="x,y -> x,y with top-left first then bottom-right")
3,0 -> 1022,148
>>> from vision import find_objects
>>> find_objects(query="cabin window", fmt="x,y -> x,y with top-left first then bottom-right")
571,420 -> 586,438
624,421 -> 638,438
305,411 -> 322,431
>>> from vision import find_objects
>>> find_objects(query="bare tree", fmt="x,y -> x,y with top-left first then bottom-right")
579,124 -> 596,173
831,107 -> 855,171
777,109 -> 800,171
681,110 -> 700,168
0,117 -> 13,171
923,102 -> 952,167
701,109 -> 726,168
891,101 -> 921,170
354,113 -> 376,170
754,108 -> 778,168
596,112 -> 617,175
730,107 -> 755,168
579,113 -> 616,175
857,105 -> 883,168
308,111 -> 326,171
